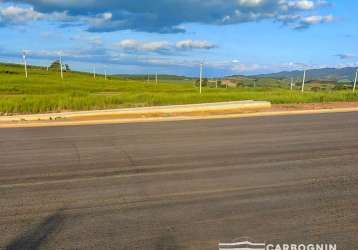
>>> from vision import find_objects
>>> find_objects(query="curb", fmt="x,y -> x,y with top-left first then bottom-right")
0,101 -> 271,122
0,108 -> 358,129
1,107 -> 358,129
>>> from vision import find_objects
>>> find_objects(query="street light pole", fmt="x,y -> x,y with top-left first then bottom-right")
290,78 -> 294,91
22,51 -> 28,79
301,69 -> 306,92
59,55 -> 63,80
199,63 -> 203,94
354,69 -> 358,93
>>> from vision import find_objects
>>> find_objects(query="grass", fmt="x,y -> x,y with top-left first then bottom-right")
1,63 -> 358,115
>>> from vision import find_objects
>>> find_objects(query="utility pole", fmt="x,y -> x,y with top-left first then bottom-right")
290,77 -> 294,91
199,63 -> 203,94
22,51 -> 28,79
59,55 -> 63,80
156,72 -> 158,85
93,66 -> 96,79
354,69 -> 358,93
301,69 -> 306,92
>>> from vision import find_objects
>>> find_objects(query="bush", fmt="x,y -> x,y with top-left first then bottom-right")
195,78 -> 208,87
333,85 -> 351,91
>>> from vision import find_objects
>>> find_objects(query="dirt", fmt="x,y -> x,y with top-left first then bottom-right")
270,102 -> 358,111
63,102 -> 358,122
1,102 -> 358,128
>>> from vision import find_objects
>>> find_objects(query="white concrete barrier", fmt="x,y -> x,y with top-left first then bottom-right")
0,101 -> 271,122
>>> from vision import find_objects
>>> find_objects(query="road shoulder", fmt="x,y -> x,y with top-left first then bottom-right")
1,101 -> 358,128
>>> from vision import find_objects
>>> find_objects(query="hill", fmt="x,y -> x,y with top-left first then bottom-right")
252,67 -> 357,81
112,74 -> 196,85
113,74 -> 195,81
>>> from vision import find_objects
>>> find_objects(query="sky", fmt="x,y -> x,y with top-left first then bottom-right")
0,0 -> 357,77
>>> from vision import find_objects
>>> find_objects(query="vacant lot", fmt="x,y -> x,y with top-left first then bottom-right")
1,63 -> 358,114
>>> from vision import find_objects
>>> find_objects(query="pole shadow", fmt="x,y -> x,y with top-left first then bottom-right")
5,210 -> 66,250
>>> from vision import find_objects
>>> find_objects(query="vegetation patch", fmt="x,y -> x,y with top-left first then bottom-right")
0,63 -> 358,115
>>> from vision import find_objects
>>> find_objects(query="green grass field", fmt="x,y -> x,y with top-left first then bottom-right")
1,63 -> 358,115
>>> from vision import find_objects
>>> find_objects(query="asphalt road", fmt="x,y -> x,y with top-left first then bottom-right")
0,112 -> 358,250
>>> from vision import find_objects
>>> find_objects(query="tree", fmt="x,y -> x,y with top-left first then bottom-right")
49,61 -> 70,71
49,60 -> 61,71
195,78 -> 208,87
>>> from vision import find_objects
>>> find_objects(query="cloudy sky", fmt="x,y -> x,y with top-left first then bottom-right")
0,0 -> 357,76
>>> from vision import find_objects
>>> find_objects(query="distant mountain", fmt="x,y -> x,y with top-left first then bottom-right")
252,67 -> 357,81
112,74 -> 195,80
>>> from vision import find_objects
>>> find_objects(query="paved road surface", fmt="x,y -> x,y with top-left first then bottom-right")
0,112 -> 357,249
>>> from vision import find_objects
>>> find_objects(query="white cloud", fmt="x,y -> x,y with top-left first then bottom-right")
289,0 -> 315,10
0,6 -> 43,25
295,14 -> 333,29
176,40 -> 217,50
141,41 -> 171,51
116,39 -> 217,53
302,15 -> 333,24
0,0 -> 334,32
86,12 -> 112,27
238,0 -> 265,7
0,5 -> 81,26
116,39 -> 170,52
231,63 -> 269,72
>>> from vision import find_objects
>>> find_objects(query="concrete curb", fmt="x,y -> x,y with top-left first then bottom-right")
0,101 -> 271,122
1,106 -> 358,129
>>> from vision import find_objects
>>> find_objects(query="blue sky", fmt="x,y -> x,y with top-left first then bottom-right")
0,0 -> 357,76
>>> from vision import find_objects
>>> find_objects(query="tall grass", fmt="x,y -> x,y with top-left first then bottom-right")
0,63 -> 358,114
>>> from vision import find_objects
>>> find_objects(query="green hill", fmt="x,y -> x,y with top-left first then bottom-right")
253,67 -> 357,81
